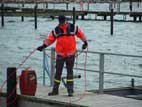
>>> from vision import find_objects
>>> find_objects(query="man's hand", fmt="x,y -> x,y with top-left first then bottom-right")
82,41 -> 88,50
37,44 -> 47,52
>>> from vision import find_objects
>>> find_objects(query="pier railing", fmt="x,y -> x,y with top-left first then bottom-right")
43,48 -> 142,93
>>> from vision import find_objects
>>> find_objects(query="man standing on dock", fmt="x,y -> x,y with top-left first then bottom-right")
37,15 -> 88,97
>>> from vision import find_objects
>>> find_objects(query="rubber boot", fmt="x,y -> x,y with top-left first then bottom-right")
48,82 -> 59,96
68,89 -> 74,97
48,88 -> 58,96
67,82 -> 74,97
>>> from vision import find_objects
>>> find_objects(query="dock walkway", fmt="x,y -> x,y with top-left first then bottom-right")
16,84 -> 142,107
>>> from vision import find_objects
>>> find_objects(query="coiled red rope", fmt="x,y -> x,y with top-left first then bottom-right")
68,48 -> 88,106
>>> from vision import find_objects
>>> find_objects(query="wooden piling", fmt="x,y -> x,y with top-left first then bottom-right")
1,3 -> 4,27
139,16 -> 142,21
66,3 -> 69,10
7,67 -> 17,107
87,2 -> 90,11
46,3 -> 48,8
131,78 -> 135,88
137,0 -> 140,8
123,15 -> 127,21
109,3 -> 112,11
34,4 -> 38,29
81,15 -> 84,20
104,15 -> 107,20
50,16 -> 54,20
21,3 -> 24,22
73,7 -> 75,25
129,0 -> 132,11
134,16 -> 137,22
76,16 -> 79,19
110,8 -> 114,35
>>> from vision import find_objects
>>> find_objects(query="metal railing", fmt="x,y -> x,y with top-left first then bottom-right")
43,48 -> 142,93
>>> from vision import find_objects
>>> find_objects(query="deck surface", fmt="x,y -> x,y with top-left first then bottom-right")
16,84 -> 142,107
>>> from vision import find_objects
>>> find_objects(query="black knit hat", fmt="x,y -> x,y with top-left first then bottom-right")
58,15 -> 66,24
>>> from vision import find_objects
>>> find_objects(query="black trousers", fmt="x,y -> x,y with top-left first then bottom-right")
53,55 -> 75,92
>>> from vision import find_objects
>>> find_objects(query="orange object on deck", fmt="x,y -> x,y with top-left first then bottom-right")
20,70 -> 37,96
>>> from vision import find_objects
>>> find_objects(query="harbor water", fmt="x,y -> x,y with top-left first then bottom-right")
0,2 -> 142,91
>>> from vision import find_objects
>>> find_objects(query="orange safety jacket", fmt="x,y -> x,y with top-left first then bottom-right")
44,22 -> 87,57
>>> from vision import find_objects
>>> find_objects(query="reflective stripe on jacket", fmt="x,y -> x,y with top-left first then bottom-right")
44,22 -> 87,57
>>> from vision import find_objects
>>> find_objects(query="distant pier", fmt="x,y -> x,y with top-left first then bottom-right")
0,6 -> 142,22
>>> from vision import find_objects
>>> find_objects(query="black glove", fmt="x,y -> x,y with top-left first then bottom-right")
82,41 -> 88,50
37,44 -> 47,52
